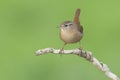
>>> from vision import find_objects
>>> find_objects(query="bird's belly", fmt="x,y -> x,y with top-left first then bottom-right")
60,31 -> 83,43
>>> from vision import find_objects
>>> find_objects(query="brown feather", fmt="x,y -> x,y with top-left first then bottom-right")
73,9 -> 80,24
73,9 -> 83,33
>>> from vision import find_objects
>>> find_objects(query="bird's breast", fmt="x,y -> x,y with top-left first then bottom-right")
60,29 -> 83,43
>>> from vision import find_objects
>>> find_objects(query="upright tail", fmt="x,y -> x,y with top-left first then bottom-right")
73,8 -> 83,33
73,8 -> 81,24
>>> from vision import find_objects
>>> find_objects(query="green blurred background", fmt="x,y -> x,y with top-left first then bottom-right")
0,0 -> 120,80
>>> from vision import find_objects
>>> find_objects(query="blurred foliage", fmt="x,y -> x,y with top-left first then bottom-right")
0,0 -> 120,80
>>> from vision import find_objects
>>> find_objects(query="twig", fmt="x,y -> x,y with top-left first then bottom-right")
35,48 -> 120,80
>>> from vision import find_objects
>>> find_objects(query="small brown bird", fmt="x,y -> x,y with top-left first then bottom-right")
59,8 -> 83,53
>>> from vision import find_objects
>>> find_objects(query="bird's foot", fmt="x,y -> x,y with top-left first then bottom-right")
59,49 -> 64,56
79,46 -> 83,53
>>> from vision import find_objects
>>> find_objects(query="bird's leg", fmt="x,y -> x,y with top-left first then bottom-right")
79,45 -> 83,54
59,43 -> 66,55
78,42 -> 83,53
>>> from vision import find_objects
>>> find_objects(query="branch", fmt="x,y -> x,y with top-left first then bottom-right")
35,48 -> 120,80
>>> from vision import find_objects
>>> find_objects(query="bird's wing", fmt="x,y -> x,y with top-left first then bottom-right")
77,24 -> 83,33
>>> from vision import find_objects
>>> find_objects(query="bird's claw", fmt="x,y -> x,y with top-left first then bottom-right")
59,49 -> 64,56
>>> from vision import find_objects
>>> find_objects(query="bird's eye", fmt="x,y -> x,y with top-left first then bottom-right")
64,23 -> 73,27
64,24 -> 68,27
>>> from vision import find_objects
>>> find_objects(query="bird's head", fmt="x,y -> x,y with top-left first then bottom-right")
59,21 -> 78,32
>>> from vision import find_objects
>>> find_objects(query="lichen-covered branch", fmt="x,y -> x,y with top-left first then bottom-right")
35,48 -> 120,80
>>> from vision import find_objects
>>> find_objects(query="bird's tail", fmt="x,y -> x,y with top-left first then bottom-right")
73,8 -> 80,24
